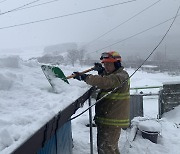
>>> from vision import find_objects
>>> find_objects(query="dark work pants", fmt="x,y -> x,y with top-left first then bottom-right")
97,125 -> 121,154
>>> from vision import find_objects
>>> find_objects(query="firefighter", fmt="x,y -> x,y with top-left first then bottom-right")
73,51 -> 130,154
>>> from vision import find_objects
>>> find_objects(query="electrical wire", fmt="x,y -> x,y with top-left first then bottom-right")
69,5 -> 180,121
88,14 -> 180,54
85,0 -> 161,47
0,0 -> 138,29
7,0 -> 60,12
0,0 -> 42,16
128,6 -> 180,78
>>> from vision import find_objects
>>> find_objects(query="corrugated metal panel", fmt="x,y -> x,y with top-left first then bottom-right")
37,121 -> 72,154
130,95 -> 144,121
57,121 -> 72,154
159,82 -> 180,117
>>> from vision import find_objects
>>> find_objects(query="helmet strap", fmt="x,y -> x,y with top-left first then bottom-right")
114,61 -> 121,69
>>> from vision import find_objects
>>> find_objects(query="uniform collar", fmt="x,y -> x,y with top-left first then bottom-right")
106,66 -> 124,75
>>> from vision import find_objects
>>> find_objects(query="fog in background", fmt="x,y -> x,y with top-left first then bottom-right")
0,0 -> 180,60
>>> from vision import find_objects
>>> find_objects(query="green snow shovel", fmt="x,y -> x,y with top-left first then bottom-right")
41,64 -> 93,87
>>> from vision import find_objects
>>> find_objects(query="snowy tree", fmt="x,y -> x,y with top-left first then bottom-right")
77,48 -> 86,66
67,49 -> 78,66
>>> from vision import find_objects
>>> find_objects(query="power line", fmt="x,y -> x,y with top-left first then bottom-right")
89,14 -> 180,54
0,0 -> 42,16
85,0 -> 161,47
70,5 -> 180,121
9,0 -> 60,12
0,0 -> 138,29
129,5 -> 180,79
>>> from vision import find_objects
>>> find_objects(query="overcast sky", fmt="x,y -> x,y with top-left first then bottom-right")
0,0 -> 180,52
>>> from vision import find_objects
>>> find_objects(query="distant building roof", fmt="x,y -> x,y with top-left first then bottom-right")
142,65 -> 158,68
163,81 -> 180,85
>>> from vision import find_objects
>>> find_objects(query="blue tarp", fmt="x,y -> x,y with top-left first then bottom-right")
38,121 -> 72,154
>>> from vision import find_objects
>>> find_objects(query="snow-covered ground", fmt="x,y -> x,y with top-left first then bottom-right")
0,55 -> 180,154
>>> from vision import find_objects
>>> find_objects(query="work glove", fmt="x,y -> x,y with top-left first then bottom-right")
93,63 -> 105,75
72,72 -> 88,81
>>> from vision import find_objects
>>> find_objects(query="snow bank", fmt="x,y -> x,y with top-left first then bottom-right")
0,56 -> 21,68
163,105 -> 180,124
138,120 -> 161,132
0,129 -> 13,149
0,56 -> 23,90
0,57 -> 89,154
131,117 -> 161,132
0,74 -> 14,90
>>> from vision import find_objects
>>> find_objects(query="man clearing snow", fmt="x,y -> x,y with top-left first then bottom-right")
73,51 -> 130,154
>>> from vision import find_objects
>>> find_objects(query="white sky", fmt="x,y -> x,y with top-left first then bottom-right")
0,0 -> 180,50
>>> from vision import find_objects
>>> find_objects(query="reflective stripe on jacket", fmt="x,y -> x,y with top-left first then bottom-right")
99,91 -> 130,100
95,117 -> 130,126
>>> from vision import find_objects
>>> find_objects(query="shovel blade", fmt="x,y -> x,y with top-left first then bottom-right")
41,65 -> 69,87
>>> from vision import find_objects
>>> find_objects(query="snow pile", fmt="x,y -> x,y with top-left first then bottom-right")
0,56 -> 22,91
138,120 -> 161,132
0,55 -> 21,68
163,105 -> 180,125
132,117 -> 161,132
0,56 -> 89,154
0,130 -> 14,149
0,74 -> 14,90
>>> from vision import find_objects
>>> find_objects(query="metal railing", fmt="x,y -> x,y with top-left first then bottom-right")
130,86 -> 162,93
158,82 -> 180,118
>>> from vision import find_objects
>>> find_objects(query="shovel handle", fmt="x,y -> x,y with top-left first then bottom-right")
66,67 -> 94,79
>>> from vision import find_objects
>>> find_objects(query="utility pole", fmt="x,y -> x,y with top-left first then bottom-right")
165,43 -> 167,61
